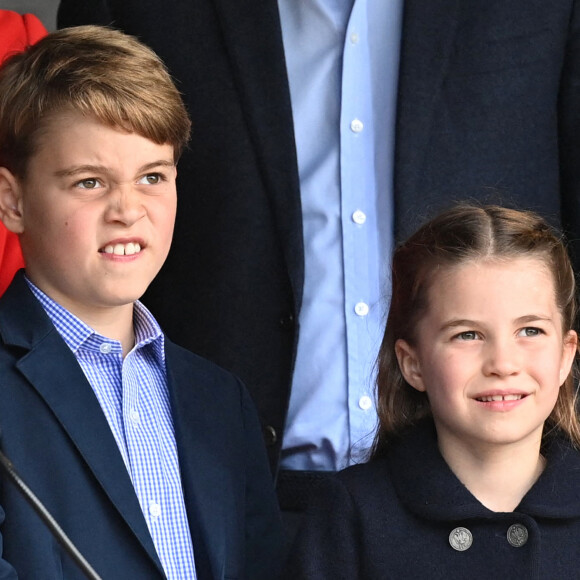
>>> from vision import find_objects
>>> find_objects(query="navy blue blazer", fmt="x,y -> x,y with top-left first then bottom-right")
58,0 -> 580,472
0,273 -> 281,579
285,420 -> 580,579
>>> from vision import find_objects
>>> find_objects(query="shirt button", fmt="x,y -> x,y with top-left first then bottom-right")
99,343 -> 112,354
149,502 -> 161,518
352,210 -> 366,225
354,302 -> 369,317
449,527 -> 473,551
350,118 -> 364,133
350,32 -> 359,44
129,409 -> 140,424
507,524 -> 528,547
358,396 -> 372,410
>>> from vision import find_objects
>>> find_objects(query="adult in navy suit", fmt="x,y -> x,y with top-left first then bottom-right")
57,1 -> 580,480
0,275 -> 280,579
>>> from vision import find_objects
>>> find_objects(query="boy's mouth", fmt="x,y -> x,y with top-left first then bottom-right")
99,242 -> 142,256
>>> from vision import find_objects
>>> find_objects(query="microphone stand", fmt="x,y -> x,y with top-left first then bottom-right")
0,448 -> 102,580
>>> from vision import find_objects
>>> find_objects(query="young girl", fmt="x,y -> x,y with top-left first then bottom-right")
284,205 -> 580,579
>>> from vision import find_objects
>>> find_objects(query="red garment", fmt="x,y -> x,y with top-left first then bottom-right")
0,11 -> 47,296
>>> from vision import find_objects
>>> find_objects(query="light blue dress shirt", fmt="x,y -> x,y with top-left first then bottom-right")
26,279 -> 197,579
278,0 -> 403,470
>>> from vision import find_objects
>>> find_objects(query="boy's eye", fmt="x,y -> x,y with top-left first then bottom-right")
76,178 -> 102,189
518,327 -> 543,337
138,173 -> 164,185
455,331 -> 480,341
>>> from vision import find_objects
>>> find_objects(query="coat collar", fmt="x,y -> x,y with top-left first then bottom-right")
0,272 -> 165,575
387,419 -> 580,521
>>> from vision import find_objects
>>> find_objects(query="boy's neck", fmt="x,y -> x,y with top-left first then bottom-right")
438,433 -> 545,513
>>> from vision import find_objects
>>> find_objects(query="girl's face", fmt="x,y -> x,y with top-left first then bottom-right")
396,258 -> 577,458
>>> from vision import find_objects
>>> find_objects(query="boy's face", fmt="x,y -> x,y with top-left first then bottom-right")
1,112 -> 177,320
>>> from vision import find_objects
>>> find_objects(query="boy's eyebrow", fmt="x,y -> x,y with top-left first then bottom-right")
54,160 -> 176,178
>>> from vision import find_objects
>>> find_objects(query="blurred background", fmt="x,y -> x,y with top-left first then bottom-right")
0,0 -> 58,30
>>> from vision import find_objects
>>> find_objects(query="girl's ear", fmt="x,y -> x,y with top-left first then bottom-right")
0,168 -> 25,234
560,330 -> 578,385
395,339 -> 426,392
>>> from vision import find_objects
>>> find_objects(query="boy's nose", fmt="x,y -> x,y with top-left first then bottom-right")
105,186 -> 146,225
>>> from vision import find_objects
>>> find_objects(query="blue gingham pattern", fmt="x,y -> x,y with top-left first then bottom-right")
27,279 -> 197,579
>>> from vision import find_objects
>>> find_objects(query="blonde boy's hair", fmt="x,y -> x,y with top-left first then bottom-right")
0,25 -> 191,177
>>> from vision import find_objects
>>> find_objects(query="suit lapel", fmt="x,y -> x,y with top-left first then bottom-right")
394,0 -> 461,235
0,275 -> 164,574
211,0 -> 304,312
165,340 -> 229,580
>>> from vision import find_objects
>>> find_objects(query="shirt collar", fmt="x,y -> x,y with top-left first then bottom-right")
24,276 -> 165,361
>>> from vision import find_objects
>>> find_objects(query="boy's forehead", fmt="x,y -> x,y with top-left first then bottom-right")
31,112 -> 175,165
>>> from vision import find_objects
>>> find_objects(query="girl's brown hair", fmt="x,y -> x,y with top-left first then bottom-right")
372,204 -> 579,457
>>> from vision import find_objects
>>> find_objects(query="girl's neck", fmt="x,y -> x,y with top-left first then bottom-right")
438,433 -> 545,512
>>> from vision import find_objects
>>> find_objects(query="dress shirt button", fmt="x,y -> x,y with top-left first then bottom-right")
129,409 -> 140,424
350,118 -> 364,133
507,523 -> 528,547
358,396 -> 372,411
99,343 -> 112,354
352,210 -> 366,225
350,33 -> 360,44
263,425 -> 277,446
449,527 -> 472,551
354,302 -> 369,317
149,502 -> 161,518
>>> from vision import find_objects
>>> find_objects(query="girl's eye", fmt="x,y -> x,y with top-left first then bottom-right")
455,331 -> 480,341
518,327 -> 543,337
76,178 -> 102,189
138,173 -> 164,185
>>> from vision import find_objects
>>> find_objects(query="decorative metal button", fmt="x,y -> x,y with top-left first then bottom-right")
507,523 -> 528,547
449,527 -> 473,551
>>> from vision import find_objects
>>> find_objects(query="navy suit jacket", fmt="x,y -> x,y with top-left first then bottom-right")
0,273 -> 281,579
58,0 -> 580,473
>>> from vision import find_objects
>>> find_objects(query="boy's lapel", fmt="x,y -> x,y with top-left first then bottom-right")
164,340 -> 230,580
0,274 -> 164,575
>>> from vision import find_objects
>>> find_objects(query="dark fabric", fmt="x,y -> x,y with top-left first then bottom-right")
57,0 -> 580,475
0,272 -> 282,580
284,420 -> 580,579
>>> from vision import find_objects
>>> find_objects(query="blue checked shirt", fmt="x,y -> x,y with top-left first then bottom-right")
26,278 -> 197,580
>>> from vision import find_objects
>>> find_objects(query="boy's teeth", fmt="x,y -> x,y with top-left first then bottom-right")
103,242 -> 142,255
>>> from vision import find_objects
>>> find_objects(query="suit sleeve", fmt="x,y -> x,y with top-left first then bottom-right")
57,0 -> 112,28
558,0 -> 580,270
239,383 -> 284,579
282,476 -> 361,580
0,506 -> 19,579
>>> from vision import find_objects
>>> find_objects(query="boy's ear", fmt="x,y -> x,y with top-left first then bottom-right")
0,168 -> 24,234
395,339 -> 426,392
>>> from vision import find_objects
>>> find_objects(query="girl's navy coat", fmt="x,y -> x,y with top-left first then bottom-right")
286,420 -> 580,579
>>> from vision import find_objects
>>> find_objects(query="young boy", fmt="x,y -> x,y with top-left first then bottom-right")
0,25 -> 281,580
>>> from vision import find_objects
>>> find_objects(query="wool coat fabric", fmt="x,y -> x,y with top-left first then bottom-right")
284,420 -> 580,579
58,0 -> 580,473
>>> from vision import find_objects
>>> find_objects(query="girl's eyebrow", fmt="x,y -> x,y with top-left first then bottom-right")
440,314 -> 554,332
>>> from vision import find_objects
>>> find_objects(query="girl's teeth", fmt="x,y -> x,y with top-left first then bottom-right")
478,394 -> 523,402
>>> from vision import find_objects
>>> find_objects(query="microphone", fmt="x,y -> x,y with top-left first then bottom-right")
0,447 -> 102,580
